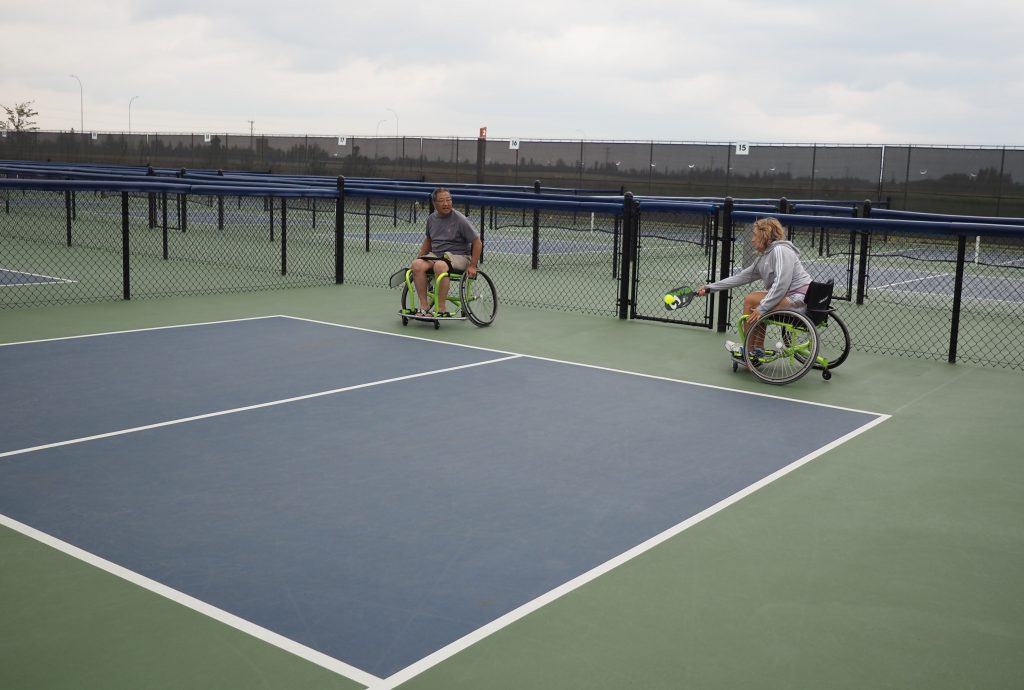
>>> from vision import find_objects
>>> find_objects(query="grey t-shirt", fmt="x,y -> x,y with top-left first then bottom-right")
426,210 -> 479,256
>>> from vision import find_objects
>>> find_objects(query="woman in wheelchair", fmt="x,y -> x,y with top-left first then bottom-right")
409,188 -> 482,317
696,217 -> 812,360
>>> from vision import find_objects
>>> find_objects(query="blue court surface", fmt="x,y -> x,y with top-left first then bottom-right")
0,316 -> 886,683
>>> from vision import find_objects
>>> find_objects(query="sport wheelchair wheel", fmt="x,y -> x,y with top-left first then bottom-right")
460,270 -> 497,326
808,310 -> 850,371
743,309 -> 818,385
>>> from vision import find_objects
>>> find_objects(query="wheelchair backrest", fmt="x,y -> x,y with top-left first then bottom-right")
804,280 -> 834,326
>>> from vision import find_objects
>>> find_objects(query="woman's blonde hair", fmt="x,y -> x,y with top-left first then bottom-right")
751,217 -> 787,250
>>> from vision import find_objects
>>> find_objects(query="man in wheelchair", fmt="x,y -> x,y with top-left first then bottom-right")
696,217 -> 812,358
409,188 -> 482,318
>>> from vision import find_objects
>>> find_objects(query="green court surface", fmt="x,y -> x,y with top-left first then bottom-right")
1,284 -> 1021,690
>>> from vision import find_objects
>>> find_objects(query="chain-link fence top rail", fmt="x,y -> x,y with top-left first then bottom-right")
5,134 -> 1024,215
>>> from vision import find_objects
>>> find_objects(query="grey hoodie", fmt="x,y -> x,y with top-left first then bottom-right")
706,240 -> 812,315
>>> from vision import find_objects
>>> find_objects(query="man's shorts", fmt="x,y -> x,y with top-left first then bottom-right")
419,252 -> 471,272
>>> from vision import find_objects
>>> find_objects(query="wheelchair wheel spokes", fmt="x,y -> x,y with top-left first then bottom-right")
460,270 -> 497,326
745,310 -> 817,385
812,311 -> 851,370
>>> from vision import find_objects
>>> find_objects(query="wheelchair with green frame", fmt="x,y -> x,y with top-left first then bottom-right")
730,279 -> 851,385
392,264 -> 498,330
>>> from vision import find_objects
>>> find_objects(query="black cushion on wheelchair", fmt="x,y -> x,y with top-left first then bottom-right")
804,279 -> 834,326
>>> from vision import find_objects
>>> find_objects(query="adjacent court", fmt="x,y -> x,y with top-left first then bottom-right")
0,316 -> 886,683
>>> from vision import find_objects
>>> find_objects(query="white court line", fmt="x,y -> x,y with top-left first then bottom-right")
0,314 -> 283,348
872,272 -> 953,290
369,412 -> 891,690
0,354 -> 521,460
0,512 -> 384,688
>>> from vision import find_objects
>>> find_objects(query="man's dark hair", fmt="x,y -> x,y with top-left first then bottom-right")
431,187 -> 450,201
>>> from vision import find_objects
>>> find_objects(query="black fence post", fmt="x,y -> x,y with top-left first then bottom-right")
217,169 -> 224,230
268,196 -> 275,242
617,192 -> 636,319
364,196 -> 371,252
280,197 -> 288,275
64,190 -> 72,247
147,165 -> 156,229
178,168 -> 188,233
856,200 -> 871,305
531,180 -> 541,270
949,235 -> 967,363
335,176 -> 345,284
161,191 -> 169,260
716,197 -> 734,332
121,192 -> 131,300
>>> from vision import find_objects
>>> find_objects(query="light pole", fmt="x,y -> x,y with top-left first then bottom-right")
128,95 -> 139,134
69,74 -> 83,132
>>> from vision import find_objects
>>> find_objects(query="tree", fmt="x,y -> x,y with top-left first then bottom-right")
2,101 -> 40,131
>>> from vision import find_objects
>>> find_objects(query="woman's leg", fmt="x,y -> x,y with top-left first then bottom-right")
745,291 -> 797,351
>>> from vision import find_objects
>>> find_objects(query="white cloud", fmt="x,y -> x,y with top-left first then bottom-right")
1,0 -> 1022,145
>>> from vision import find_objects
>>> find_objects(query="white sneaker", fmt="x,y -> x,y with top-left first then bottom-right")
724,340 -> 743,356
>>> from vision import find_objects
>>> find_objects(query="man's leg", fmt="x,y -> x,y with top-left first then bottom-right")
411,257 -> 435,312
433,260 -> 451,314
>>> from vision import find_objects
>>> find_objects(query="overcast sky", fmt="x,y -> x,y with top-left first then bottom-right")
2,0 -> 1021,145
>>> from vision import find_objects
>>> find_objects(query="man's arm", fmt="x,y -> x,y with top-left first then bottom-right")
467,237 -> 482,278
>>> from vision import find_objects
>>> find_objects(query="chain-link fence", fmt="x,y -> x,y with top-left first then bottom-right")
724,209 -> 1024,369
4,171 -> 1023,370
4,131 -> 1024,216
338,189 -> 626,316
630,200 -> 718,328
0,181 -> 338,305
